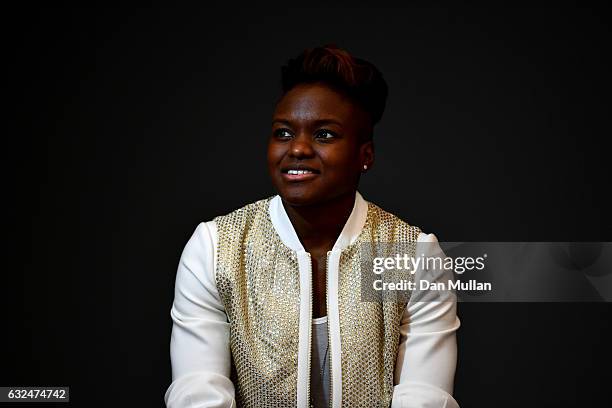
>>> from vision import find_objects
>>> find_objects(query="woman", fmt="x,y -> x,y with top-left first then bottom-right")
164,44 -> 460,408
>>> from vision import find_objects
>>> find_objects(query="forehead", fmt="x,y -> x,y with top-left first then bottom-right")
273,82 -> 360,123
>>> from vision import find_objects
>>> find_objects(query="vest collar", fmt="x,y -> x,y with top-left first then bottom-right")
269,191 -> 368,253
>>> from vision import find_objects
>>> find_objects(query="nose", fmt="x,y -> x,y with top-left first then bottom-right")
288,133 -> 314,158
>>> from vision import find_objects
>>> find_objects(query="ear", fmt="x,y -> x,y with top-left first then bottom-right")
360,140 -> 375,171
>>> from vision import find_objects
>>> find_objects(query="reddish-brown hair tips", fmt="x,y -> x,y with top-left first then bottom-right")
280,44 -> 389,130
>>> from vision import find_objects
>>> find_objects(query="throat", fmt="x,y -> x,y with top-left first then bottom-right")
281,191 -> 356,251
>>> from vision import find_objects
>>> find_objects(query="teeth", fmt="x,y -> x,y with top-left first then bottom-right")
288,169 -> 313,175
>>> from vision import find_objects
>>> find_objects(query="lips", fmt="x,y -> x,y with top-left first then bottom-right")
280,165 -> 320,181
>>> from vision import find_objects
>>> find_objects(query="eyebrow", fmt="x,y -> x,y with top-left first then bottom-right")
272,118 -> 344,127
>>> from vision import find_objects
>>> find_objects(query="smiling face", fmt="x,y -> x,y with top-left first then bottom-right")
268,81 -> 374,206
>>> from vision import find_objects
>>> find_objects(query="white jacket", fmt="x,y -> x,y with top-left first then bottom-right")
165,192 -> 460,407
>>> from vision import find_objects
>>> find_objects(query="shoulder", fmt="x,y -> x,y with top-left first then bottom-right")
212,196 -> 275,229
364,200 -> 430,242
181,221 -> 217,269
184,197 -> 274,254
362,198 -> 445,249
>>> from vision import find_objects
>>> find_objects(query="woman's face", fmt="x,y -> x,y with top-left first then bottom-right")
268,81 -> 374,206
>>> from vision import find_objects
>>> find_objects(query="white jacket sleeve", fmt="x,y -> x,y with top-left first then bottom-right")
391,233 -> 461,408
164,221 -> 236,408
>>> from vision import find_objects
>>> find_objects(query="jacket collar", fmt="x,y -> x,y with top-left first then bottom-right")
269,191 -> 368,253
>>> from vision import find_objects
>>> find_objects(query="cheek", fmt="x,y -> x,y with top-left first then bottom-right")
267,143 -> 284,164
320,148 -> 360,173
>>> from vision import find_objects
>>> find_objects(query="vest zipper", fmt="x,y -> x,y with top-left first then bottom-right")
326,250 -> 333,408
306,252 -> 313,408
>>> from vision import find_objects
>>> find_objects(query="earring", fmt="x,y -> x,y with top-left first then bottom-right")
363,164 -> 368,170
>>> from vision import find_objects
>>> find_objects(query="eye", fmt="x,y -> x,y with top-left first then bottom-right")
273,128 -> 293,139
315,129 -> 337,140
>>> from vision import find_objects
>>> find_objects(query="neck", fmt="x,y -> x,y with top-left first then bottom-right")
281,191 -> 357,253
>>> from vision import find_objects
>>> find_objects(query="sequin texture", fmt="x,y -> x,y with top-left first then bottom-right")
214,197 -> 420,407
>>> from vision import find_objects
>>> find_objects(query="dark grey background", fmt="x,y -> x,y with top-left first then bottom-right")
6,4 -> 612,407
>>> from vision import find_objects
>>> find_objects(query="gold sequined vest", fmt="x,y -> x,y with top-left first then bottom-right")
214,196 -> 421,408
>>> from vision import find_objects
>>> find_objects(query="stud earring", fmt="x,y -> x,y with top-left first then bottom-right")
363,164 -> 368,170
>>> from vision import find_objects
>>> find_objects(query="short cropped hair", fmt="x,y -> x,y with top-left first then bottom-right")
279,44 -> 388,134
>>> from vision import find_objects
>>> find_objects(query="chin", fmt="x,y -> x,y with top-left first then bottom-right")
279,193 -> 316,207
278,188 -> 322,207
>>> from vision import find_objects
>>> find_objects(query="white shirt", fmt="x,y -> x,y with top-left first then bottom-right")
164,192 -> 460,408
